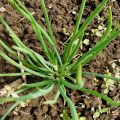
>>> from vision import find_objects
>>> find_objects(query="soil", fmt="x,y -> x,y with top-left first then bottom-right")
0,0 -> 120,120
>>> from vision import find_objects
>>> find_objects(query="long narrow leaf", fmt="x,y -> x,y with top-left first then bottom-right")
12,53 -> 49,73
70,7 -> 113,72
58,82 -> 78,120
12,1 -> 54,62
21,80 -> 53,88
0,17 -> 23,47
0,17 -> 56,71
0,83 -> 54,103
0,17 -> 41,66
76,65 -> 84,87
1,102 -> 19,120
16,80 -> 53,94
70,29 -> 120,72
82,72 -> 120,81
62,80 -> 120,106
77,7 -> 112,65
16,83 -> 54,101
0,72 -> 31,77
73,0 -> 86,34
40,0 -> 55,42
13,46 -> 54,73
0,39 -> 16,55
0,51 -> 51,78
65,32 -> 84,64
10,0 -> 62,65
63,0 -> 108,62
39,0 -> 56,63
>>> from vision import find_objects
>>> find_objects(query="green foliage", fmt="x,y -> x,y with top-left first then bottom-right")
93,107 -> 109,119
60,110 -> 71,120
0,0 -> 120,120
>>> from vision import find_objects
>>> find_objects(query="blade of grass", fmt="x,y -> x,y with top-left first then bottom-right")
1,102 -> 20,120
62,80 -> 120,106
5,46 -> 51,73
63,0 -> 108,62
0,17 -> 43,66
70,7 -> 113,72
13,46 -> 54,73
0,18 -> 35,67
14,0 -> 55,45
15,87 -> 31,94
13,46 -> 41,65
76,64 -> 84,87
0,50 -> 51,78
21,80 -> 53,88
0,72 -> 31,77
86,31 -> 120,62
79,7 -> 112,65
0,17 -> 56,71
0,17 -> 23,47
32,51 -> 57,70
40,0 -> 55,42
65,75 -> 76,83
0,83 -> 54,103
16,0 -> 61,65
39,0 -> 57,63
11,38 -> 55,70
60,80 -> 83,90
31,20 -> 54,63
78,7 -> 112,65
82,72 -> 120,81
70,28 -> 120,72
0,39 -> 32,69
0,16 -> 54,67
10,0 -> 62,65
12,53 -> 49,73
58,82 -> 78,120
15,80 -> 53,94
0,39 -> 16,55
73,0 -> 86,35
64,32 -> 84,64
10,0 -> 53,63
80,88 -> 120,106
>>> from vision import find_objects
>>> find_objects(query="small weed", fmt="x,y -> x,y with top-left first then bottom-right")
0,0 -> 120,120
93,106 -> 109,119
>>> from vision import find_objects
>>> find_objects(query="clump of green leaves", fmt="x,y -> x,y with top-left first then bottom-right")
0,0 -> 120,120
60,110 -> 86,120
60,110 -> 71,120
93,106 -> 109,119
101,72 -> 115,94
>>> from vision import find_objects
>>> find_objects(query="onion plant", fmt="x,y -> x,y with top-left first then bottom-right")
0,0 -> 120,120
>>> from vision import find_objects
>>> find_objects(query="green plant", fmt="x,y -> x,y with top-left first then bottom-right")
60,110 -> 87,120
0,0 -> 120,119
93,107 -> 109,119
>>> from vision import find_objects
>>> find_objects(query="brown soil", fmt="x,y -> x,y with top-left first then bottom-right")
0,0 -> 120,120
